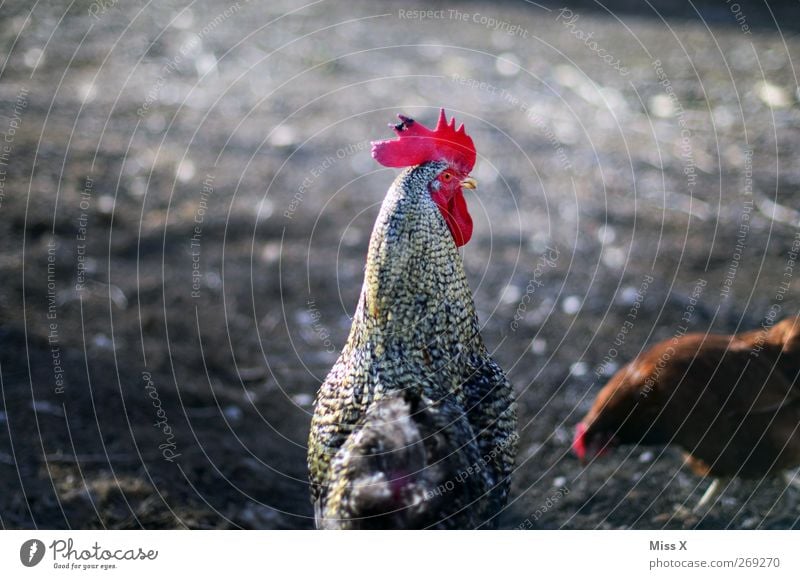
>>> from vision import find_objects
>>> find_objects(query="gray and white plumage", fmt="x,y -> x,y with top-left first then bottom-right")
308,162 -> 517,529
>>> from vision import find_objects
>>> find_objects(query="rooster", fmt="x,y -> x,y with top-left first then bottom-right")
308,110 -> 517,529
574,316 -> 800,513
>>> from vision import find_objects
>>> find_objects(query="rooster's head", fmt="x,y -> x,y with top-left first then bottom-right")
371,109 -> 477,247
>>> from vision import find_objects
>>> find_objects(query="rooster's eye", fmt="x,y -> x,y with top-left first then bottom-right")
442,172 -> 453,182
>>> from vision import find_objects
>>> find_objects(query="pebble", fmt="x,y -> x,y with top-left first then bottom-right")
570,361 -> 588,377
79,82 -> 97,104
553,64 -> 582,88
92,333 -> 114,350
558,201 -> 575,222
500,284 -> 522,305
108,284 -> 128,309
528,233 -> 553,254
648,94 -> 675,118
205,271 -> 222,290
223,405 -> 243,422
96,195 -> 115,216
176,159 -> 196,183
713,105 -> 735,129
31,400 -> 64,417
194,53 -> 217,76
553,426 -> 570,444
292,393 -> 313,407
755,81 -> 791,108
256,198 -> 274,221
260,242 -> 281,264
269,125 -> 297,147
530,338 -> 547,355
618,286 -> 641,306
561,295 -> 581,315
741,516 -> 760,529
602,247 -> 626,269
651,512 -> 671,524
171,8 -> 194,29
23,47 -> 43,69
596,225 -> 616,244
495,52 -> 520,76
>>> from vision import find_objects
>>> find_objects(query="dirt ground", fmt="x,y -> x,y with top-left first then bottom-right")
2,0 -> 800,529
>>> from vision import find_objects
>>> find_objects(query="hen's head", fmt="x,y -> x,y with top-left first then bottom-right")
573,360 -> 672,464
371,109 -> 477,247
572,421 -> 617,465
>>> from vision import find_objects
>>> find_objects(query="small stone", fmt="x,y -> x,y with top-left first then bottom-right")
570,361 -> 588,377
194,52 -> 217,76
23,47 -> 44,69
562,295 -> 581,315
92,333 -> 113,350
496,52 -> 520,76
554,64 -> 581,88
205,271 -> 222,290
652,512 -> 671,524
269,125 -> 297,147
756,81 -> 791,108
97,195 -> 115,215
602,248 -> 626,269
223,405 -> 243,422
256,198 -> 274,221
176,159 -> 196,183
79,82 -> 97,103
648,94 -> 675,118
292,393 -> 313,407
500,284 -> 522,305
618,286 -> 641,306
741,516 -> 760,529
596,225 -> 616,244
32,400 -> 64,416
599,361 -> 618,377
261,242 -> 281,264
530,338 -> 547,355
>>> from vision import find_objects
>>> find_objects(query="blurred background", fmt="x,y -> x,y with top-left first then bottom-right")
1,0 -> 799,529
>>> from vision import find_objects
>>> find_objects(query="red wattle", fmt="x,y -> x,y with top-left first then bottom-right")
573,422 -> 588,460
432,189 -> 473,247
447,190 -> 473,247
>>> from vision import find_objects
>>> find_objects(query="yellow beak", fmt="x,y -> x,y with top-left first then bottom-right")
460,177 -> 478,190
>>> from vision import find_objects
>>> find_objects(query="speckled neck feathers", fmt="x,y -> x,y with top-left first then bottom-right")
350,162 -> 481,354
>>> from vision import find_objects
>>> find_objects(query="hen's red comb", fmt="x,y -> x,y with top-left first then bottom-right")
572,422 -> 588,460
371,109 -> 476,173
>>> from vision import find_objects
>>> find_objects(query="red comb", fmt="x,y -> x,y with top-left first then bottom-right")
572,422 -> 588,460
371,109 -> 476,173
